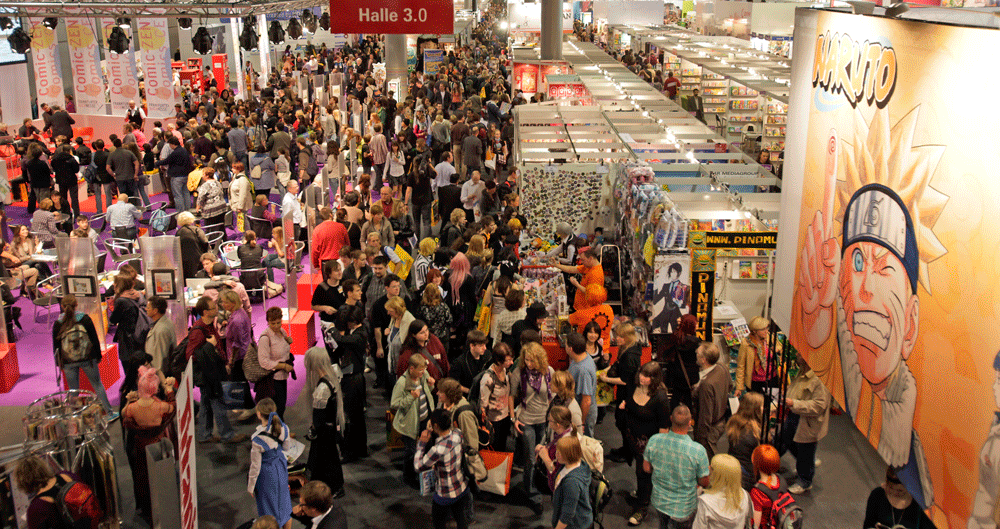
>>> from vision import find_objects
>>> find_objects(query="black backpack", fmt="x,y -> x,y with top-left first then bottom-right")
166,335 -> 191,380
590,468 -> 613,529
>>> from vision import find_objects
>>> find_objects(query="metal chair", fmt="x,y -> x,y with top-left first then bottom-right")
89,213 -> 108,234
207,231 -> 225,255
224,211 -> 236,232
95,252 -> 108,275
246,215 -> 274,239
31,274 -> 62,324
104,239 -> 142,274
236,267 -> 268,308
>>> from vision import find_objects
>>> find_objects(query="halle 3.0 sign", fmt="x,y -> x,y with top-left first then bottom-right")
329,0 -> 454,34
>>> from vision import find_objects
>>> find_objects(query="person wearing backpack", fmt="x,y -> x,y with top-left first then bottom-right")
437,378 -> 486,525
750,444 -> 789,529
550,435 -> 593,529
109,275 -> 148,411
15,455 -> 103,529
52,294 -> 116,421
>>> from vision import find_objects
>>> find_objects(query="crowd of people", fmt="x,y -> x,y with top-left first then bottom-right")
3,9 -> 927,529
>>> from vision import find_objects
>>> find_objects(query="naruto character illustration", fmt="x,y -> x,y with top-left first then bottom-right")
968,349 -> 1000,529
794,107 -> 947,511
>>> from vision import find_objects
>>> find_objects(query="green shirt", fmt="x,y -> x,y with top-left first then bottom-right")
645,431 -> 710,519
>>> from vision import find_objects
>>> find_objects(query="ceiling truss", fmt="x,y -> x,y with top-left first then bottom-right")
0,0 -> 328,19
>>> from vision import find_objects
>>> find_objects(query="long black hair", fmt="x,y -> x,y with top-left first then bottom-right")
401,319 -> 428,350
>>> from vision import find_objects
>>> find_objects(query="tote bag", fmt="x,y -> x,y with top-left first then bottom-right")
479,449 -> 513,496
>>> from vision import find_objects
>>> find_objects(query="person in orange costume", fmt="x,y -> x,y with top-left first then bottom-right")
550,247 -> 604,313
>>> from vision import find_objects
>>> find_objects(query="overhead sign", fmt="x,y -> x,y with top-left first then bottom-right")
329,0 -> 454,34
688,231 -> 778,249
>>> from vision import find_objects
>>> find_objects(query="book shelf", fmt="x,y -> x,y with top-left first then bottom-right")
725,81 -> 762,142
763,98 -> 788,154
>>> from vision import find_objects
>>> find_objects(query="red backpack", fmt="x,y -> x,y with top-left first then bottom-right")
753,480 -> 804,529
55,475 -> 102,529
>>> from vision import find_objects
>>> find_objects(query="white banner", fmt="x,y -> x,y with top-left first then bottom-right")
102,19 -> 140,115
137,18 -> 174,118
175,359 -> 198,529
28,17 -> 65,109
66,18 -> 106,114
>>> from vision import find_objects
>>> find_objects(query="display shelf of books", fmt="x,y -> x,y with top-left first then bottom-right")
680,63 -> 702,94
702,73 -> 728,114
663,54 -> 681,75
764,98 -> 788,155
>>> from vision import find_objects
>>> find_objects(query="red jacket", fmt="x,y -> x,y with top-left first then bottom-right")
311,220 -> 349,269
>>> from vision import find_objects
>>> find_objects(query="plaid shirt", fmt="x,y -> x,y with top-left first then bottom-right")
645,431 -> 710,519
415,429 -> 467,500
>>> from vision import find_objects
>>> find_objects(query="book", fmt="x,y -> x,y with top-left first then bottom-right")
740,261 -> 752,278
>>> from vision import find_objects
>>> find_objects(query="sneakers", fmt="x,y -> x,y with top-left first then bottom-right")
627,507 -> 647,526
814,458 -> 822,468
788,482 -> 812,494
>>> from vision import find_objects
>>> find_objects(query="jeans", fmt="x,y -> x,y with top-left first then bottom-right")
372,163 -> 386,191
431,491 -> 470,529
137,177 -> 151,206
171,177 -> 192,211
29,186 -> 51,214
412,201 -> 433,241
197,393 -> 234,441
658,510 -> 694,529
62,360 -> 112,412
116,179 -> 137,199
57,181 -> 81,217
781,412 -> 817,487
452,145 -> 464,178
263,253 -> 284,281
95,183 -> 116,213
520,422 -> 546,503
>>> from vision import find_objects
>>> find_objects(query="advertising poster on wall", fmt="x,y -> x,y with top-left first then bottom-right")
137,17 -> 175,118
423,49 -> 444,75
651,253 -> 691,333
102,19 -> 140,115
28,17 -> 65,109
65,18 -> 105,114
788,11 -> 1000,527
513,63 -> 539,94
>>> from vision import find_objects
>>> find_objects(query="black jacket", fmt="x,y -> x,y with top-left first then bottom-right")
157,146 -> 194,178
49,151 -> 80,187
437,184 -> 462,224
49,111 -> 76,140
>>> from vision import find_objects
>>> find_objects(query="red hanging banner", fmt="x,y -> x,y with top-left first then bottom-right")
328,0 -> 454,34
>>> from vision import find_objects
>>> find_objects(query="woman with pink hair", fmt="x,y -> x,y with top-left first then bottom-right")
444,252 -> 476,356
122,366 -> 177,526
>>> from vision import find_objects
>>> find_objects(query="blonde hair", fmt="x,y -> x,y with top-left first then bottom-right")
552,370 -> 576,401
384,295 -> 406,315
519,341 -> 549,372
370,203 -> 384,216
615,322 -> 638,347
177,211 -> 196,226
726,391 -> 763,446
467,235 -> 485,257
706,454 -> 746,513
449,208 -> 465,224
418,237 -> 438,257
421,284 -> 443,306
748,316 -> 770,332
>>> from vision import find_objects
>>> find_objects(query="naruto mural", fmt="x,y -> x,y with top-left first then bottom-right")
789,11 -> 1000,527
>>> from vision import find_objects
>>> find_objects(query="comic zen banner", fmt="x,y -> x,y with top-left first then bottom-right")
789,11 -> 1000,527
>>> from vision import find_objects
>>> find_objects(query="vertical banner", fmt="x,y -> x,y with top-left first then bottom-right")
257,15 -> 271,78
66,18 -> 106,114
102,19 -> 140,115
690,249 -> 716,341
175,359 -> 198,529
406,35 -> 417,72
787,11 -> 1000,526
137,18 -> 174,118
28,17 -> 65,109
423,49 -> 444,75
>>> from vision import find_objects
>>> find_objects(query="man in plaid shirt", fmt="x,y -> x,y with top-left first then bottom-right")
415,408 -> 471,529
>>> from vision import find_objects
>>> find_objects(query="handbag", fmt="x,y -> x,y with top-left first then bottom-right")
479,448 -> 513,496
221,381 -> 250,410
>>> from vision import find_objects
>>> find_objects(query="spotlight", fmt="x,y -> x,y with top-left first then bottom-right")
319,12 -> 330,31
107,26 -> 129,54
302,10 -> 317,34
239,20 -> 258,51
116,17 -> 131,29
178,17 -> 193,30
286,17 -> 302,39
0,17 -> 12,31
42,17 -> 58,30
8,27 -> 30,53
191,26 -> 213,55
268,20 -> 285,44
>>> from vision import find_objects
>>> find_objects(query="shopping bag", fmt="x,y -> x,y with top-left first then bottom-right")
479,449 -> 513,496
221,381 -> 250,410
419,469 -> 436,496
145,438 -> 181,529
385,410 -> 404,451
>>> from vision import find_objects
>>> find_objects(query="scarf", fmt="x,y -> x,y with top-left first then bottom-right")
519,368 -> 551,406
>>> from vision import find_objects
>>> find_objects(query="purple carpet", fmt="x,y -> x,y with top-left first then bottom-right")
0,192 -> 319,406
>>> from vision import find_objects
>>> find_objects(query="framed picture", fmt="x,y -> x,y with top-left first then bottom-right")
151,269 -> 177,300
64,276 -> 97,298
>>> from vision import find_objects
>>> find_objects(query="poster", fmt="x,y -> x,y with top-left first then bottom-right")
513,62 -> 539,94
102,19 -> 140,115
28,17 -> 65,109
65,18 -> 105,114
651,252 -> 691,333
406,35 -> 417,71
787,12 -> 1000,527
423,49 -> 444,76
137,17 -> 174,118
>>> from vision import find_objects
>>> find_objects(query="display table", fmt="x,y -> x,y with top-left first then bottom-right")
543,342 -> 651,371
282,309 -> 316,356
61,344 -> 121,392
0,343 -> 19,393
297,273 -> 322,312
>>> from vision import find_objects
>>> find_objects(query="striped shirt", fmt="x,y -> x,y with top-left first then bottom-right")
415,429 -> 467,501
644,430 -> 710,519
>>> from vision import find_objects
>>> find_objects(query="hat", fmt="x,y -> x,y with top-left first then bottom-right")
748,316 -> 769,332
842,183 -> 919,293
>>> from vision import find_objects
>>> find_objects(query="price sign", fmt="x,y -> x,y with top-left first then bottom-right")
329,0 -> 454,34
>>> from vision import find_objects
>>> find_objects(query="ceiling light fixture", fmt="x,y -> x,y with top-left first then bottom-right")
178,18 -> 193,30
0,17 -> 13,31
239,17 -> 258,51
116,17 -> 131,29
286,17 -> 302,39
107,26 -> 129,54
268,20 -> 285,44
319,12 -> 330,31
192,26 -> 214,54
42,17 -> 58,30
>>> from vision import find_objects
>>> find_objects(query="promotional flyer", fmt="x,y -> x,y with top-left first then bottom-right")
788,11 -> 1000,527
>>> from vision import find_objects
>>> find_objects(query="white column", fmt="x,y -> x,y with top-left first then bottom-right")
541,0 -> 563,60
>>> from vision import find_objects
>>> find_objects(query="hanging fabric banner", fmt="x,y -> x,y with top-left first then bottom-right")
65,18 -> 106,115
28,17 -> 66,109
102,19 -> 140,116
137,17 -> 174,118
